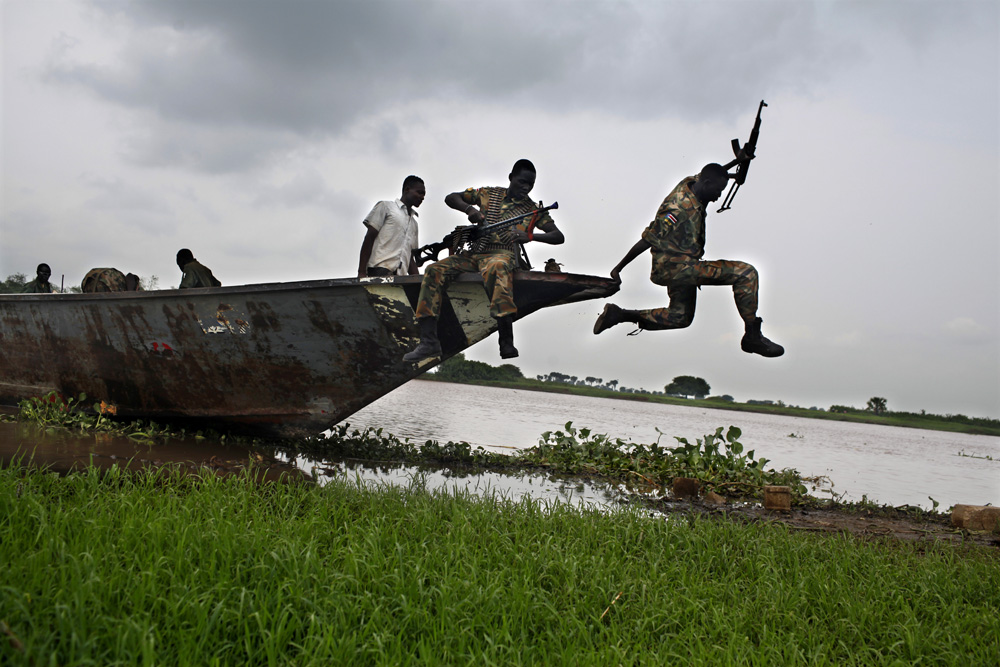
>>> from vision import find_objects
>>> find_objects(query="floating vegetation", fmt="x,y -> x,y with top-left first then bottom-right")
957,450 -> 995,461
516,422 -> 806,501
13,391 -> 188,443
11,395 -> 805,503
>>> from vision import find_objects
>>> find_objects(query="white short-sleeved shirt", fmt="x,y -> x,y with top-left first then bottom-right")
364,199 -> 419,275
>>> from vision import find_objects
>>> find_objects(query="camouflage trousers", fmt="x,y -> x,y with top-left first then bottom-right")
639,259 -> 759,330
414,252 -> 518,320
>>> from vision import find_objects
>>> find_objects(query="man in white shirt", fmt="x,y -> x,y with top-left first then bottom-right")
358,175 -> 425,278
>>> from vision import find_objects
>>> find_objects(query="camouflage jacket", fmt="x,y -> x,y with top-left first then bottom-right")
459,187 -> 555,249
21,279 -> 54,294
641,176 -> 706,263
179,260 -> 222,289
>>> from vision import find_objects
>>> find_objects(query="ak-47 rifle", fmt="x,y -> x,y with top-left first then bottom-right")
718,100 -> 767,213
414,201 -> 559,266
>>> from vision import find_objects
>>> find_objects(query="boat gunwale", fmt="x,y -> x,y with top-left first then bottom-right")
0,271 -> 615,303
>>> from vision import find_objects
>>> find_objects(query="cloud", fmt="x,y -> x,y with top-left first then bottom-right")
831,330 -> 863,347
943,317 -> 992,343
39,0 -> 913,172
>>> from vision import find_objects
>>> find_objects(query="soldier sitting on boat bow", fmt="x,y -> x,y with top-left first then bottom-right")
403,159 -> 564,362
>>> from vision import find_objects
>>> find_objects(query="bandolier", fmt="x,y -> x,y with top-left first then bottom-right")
468,187 -> 536,256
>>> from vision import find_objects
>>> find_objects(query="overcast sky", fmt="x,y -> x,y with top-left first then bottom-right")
2,0 -> 998,418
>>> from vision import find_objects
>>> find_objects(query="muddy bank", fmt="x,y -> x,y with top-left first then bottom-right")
628,495 -> 1000,551
0,419 -> 303,482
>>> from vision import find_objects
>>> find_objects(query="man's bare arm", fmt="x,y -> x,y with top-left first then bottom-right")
358,226 -> 378,278
444,191 -> 484,224
513,221 -> 563,245
610,239 -> 651,283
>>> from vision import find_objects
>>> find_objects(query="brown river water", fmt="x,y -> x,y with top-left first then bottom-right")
3,380 -> 998,511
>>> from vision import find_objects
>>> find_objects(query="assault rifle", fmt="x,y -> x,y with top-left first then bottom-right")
717,100 -> 767,213
414,201 -> 559,266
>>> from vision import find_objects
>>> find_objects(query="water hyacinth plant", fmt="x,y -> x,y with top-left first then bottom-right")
519,422 -> 806,499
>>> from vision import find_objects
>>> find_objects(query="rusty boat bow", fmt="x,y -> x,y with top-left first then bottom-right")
0,272 -> 618,438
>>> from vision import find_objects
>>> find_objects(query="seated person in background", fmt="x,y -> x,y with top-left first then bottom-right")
176,249 -> 222,289
22,263 -> 54,293
82,268 -> 144,292
358,175 -> 425,278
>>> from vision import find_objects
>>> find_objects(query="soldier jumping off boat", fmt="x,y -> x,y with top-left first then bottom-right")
593,101 -> 784,358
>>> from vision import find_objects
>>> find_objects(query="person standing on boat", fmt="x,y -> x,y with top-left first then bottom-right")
358,175 -> 425,278
593,163 -> 784,357
21,263 -> 54,293
176,249 -> 222,289
403,159 -> 564,361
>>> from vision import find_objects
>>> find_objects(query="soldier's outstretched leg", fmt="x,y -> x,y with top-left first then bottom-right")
741,317 -> 784,357
496,316 -> 518,359
403,316 -> 442,362
593,303 -> 641,334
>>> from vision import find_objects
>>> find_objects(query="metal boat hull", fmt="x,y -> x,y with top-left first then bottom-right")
0,272 -> 617,438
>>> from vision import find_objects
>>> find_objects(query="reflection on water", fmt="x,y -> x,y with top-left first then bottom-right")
341,380 -> 1000,510
0,420 -> 302,482
281,455 -> 624,511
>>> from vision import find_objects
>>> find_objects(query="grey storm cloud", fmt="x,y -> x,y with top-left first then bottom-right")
39,0 -> 996,173
49,2 -> 849,134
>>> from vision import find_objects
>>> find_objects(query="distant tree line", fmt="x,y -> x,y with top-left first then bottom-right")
831,398 -> 999,428
433,353 -> 524,383
0,273 -> 27,294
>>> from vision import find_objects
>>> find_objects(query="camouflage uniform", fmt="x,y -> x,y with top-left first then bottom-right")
638,176 -> 759,329
179,260 -> 222,289
414,187 -> 555,320
82,268 -> 140,293
21,279 -> 54,294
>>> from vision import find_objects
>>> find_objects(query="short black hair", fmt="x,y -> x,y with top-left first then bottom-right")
699,163 -> 729,183
511,159 -> 536,176
176,249 -> 194,266
37,263 -> 51,273
402,175 -> 424,193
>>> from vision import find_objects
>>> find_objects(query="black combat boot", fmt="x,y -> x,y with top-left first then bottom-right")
403,316 -> 442,362
740,317 -> 784,357
496,316 -> 518,359
593,303 -> 640,334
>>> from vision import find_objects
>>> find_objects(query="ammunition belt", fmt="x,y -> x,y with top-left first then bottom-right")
469,241 -> 517,255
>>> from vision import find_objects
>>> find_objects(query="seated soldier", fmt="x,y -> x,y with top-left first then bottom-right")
403,159 -> 563,361
22,263 -> 54,293
176,249 -> 222,289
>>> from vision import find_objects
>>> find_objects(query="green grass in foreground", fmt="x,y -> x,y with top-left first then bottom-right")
2,465 -> 998,666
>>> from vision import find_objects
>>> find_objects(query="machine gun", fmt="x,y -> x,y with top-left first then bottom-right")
414,201 -> 558,266
718,100 -> 767,213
